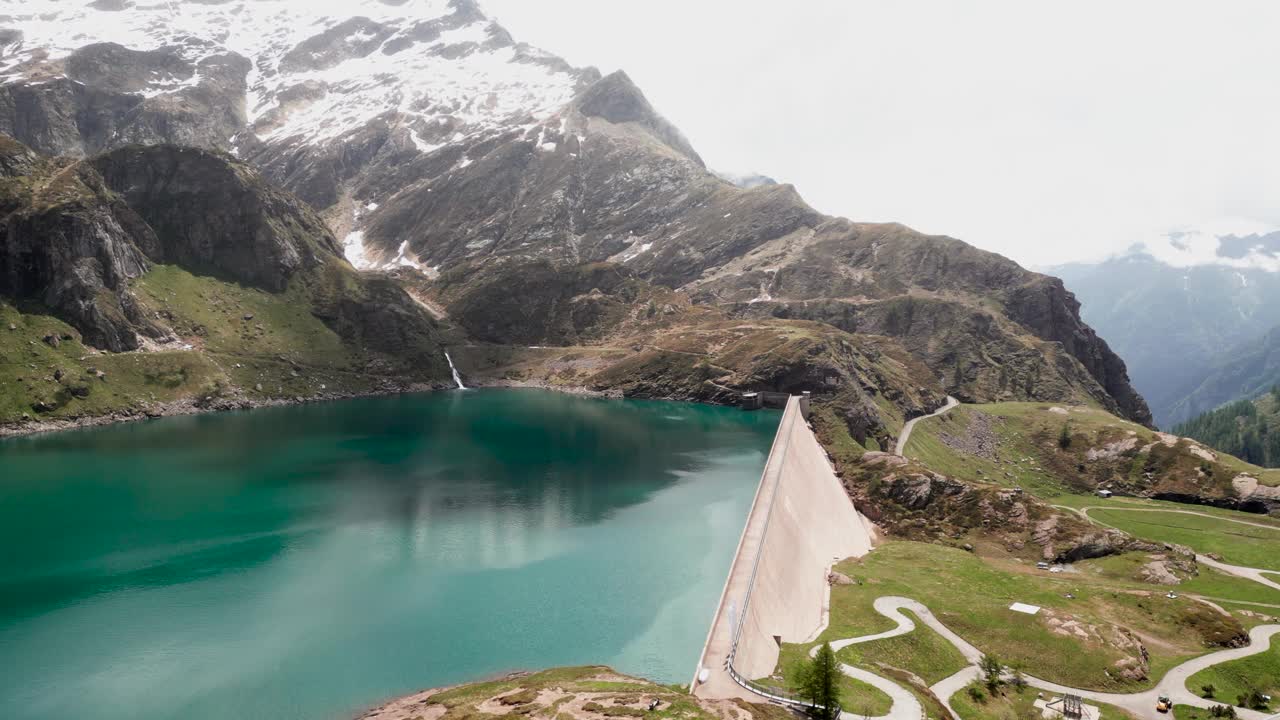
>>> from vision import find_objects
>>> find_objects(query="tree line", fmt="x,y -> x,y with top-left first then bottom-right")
1173,386 -> 1280,468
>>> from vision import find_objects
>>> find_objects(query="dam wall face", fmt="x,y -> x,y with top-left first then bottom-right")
692,397 -> 875,699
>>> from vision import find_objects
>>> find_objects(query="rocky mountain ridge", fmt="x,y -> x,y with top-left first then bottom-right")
0,0 -> 1152,442
0,136 -> 456,425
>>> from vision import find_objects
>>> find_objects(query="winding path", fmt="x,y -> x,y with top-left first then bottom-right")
895,396 -> 959,456
1070,505 -> 1280,592
810,596 -> 1280,720
784,411 -> 1280,720
1196,555 -> 1280,593
1076,506 -> 1280,533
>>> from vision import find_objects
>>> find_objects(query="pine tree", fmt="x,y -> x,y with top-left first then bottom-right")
1175,398 -> 1279,469
979,654 -> 1002,693
1058,423 -> 1072,450
797,642 -> 840,719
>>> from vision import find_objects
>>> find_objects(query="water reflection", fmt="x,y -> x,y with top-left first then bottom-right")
0,389 -> 778,720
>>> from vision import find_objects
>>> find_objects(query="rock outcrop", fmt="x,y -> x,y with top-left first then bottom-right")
0,133 -> 450,427
0,136 -> 161,350
91,145 -> 339,292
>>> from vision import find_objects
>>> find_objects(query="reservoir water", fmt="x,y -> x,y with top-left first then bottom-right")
0,389 -> 778,720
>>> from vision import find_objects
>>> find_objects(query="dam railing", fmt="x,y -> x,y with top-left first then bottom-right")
717,397 -> 842,717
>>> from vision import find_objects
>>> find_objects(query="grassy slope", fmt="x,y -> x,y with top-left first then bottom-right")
1087,509 -> 1280,573
2,263 -> 446,425
754,655 -> 894,718
133,265 -> 391,399
0,300 -> 226,422
1186,642 -> 1280,711
831,609 -> 970,685
775,542 -> 1240,693
1075,552 -> 1280,608
903,403 -> 1280,498
902,402 -> 1280,576
951,684 -> 1136,720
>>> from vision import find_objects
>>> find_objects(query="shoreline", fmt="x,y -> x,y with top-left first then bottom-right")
0,375 -> 708,441
0,381 -> 448,440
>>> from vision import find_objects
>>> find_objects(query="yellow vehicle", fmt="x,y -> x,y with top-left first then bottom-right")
1156,695 -> 1172,713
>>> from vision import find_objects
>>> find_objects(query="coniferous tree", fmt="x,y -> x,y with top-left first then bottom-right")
1175,397 -> 1278,469
797,642 -> 840,719
979,654 -> 1003,693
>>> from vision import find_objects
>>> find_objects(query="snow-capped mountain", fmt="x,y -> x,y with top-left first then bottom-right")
0,0 -> 1156,430
1,0 -> 588,146
0,0 -> 599,267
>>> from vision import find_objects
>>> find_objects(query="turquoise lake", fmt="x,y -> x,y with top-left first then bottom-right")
0,389 -> 778,720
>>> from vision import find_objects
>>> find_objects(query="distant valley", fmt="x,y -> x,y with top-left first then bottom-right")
1050,249 -> 1280,428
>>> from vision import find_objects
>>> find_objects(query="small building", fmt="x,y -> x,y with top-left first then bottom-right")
1095,489 -> 1113,498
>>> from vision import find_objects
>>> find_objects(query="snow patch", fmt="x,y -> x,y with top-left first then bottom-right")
1,0 -> 583,150
343,230 -> 371,268
621,242 -> 653,263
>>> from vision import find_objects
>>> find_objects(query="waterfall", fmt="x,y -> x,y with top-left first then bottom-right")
444,351 -> 466,390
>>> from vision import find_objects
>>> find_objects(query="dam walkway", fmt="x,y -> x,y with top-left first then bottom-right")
690,396 -> 877,702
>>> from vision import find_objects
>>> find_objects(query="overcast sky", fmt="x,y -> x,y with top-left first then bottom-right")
485,1 -> 1280,269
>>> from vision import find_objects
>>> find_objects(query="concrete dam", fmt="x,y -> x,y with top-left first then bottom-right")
691,395 -> 877,701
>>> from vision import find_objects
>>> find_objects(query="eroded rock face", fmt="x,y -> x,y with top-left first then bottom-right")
1002,276 -> 1153,427
91,145 -> 339,292
882,473 -> 972,511
0,137 -> 161,350
0,43 -> 248,157
0,135 -> 444,372
1053,529 -> 1153,563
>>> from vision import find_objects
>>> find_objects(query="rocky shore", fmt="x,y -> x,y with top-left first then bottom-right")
0,381 -> 446,439
0,370 -> 716,441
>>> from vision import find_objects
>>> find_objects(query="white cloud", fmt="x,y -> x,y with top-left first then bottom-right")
1142,219 -> 1280,271
484,0 -> 1280,268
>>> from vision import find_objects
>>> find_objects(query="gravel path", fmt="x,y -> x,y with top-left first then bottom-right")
808,595 -> 1279,720
1078,506 -> 1280,533
1198,555 -> 1280,593
895,396 -> 959,456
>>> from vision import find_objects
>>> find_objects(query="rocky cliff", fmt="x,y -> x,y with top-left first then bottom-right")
0,0 -> 1151,436
0,136 -> 452,427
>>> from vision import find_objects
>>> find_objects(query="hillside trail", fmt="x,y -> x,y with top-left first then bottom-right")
1076,505 -> 1280,533
1069,505 -> 1280,590
894,396 -> 959,456
805,596 -> 1280,720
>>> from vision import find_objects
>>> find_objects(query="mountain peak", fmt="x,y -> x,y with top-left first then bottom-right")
0,0 -> 589,153
574,70 -> 703,165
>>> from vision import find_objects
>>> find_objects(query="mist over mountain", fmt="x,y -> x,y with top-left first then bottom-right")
1051,243 -> 1280,428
